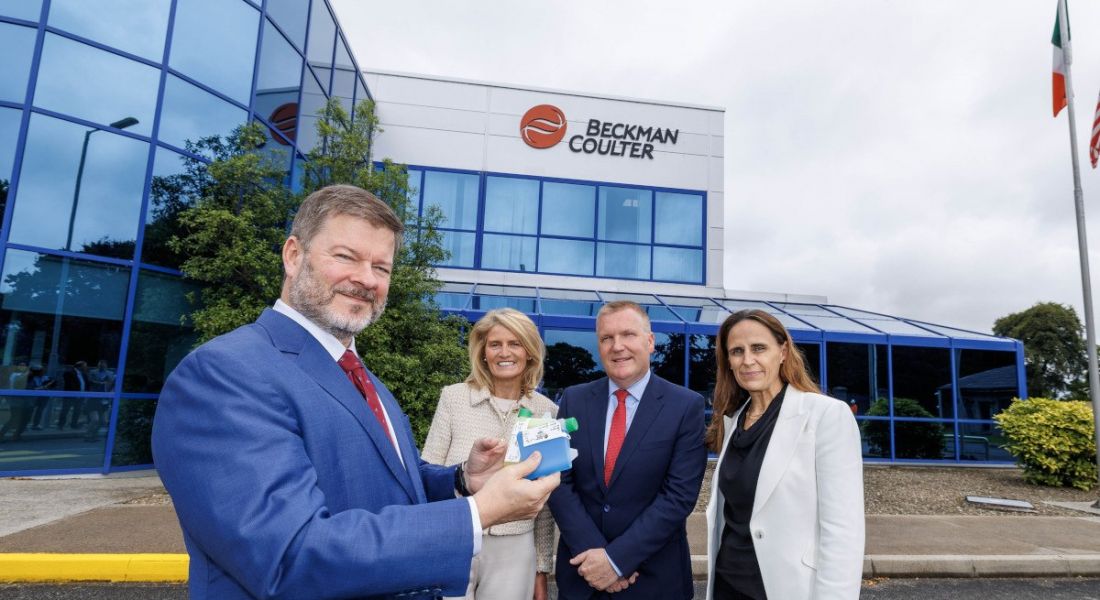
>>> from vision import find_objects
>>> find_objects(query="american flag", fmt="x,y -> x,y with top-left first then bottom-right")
1091,90 -> 1100,168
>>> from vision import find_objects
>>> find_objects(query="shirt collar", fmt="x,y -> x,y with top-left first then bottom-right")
608,369 -> 651,402
273,299 -> 356,361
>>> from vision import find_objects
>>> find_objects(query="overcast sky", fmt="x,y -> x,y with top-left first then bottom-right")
331,0 -> 1100,334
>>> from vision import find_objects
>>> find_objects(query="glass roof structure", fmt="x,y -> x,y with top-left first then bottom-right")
435,282 -> 1018,352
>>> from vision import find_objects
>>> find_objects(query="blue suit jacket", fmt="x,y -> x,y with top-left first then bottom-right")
548,374 -> 706,600
151,309 -> 473,600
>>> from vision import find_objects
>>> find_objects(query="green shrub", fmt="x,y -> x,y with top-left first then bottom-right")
994,397 -> 1097,490
862,397 -> 944,459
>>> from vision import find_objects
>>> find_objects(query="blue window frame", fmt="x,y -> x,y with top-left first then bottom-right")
47,0 -> 171,62
168,0 -> 259,104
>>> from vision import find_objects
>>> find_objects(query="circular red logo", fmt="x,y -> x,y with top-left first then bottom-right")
519,104 -> 567,149
268,102 -> 298,145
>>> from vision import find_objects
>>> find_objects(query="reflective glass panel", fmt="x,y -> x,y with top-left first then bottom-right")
794,314 -> 879,334
653,247 -> 702,283
856,418 -> 890,459
434,292 -> 469,310
469,294 -> 536,313
541,181 -> 594,238
796,342 -> 821,384
296,69 -> 325,152
484,176 -> 538,234
48,0 -> 170,61
958,422 -> 1012,461
955,349 -> 1019,420
596,242 -> 649,279
825,343 -> 887,416
355,77 -> 369,107
255,21 -> 303,147
142,147 -> 199,269
480,234 -> 536,271
422,171 -> 479,230
543,328 -> 603,401
893,420 -> 952,460
265,0 -> 308,50
598,186 -> 651,243
473,285 -> 536,298
652,332 -> 685,387
688,334 -> 716,407
403,168 -> 422,224
169,0 -> 259,103
110,398 -> 157,466
0,0 -> 43,21
331,68 -> 355,114
0,393 -> 110,471
892,346 -> 954,419
852,318 -> 938,337
538,238 -> 593,276
539,288 -> 600,317
34,34 -> 157,136
159,75 -> 248,151
654,191 -> 703,246
0,22 -> 35,104
9,114 -> 147,258
437,230 -> 475,268
910,322 -> 1008,343
0,250 -> 128,386
0,107 -> 21,219
124,270 -> 199,393
306,0 -> 335,80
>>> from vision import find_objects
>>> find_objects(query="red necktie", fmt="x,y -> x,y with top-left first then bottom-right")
605,388 -> 629,486
338,349 -> 395,447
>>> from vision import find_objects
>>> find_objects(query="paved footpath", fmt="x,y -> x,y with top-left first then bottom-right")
1,473 -> 1099,583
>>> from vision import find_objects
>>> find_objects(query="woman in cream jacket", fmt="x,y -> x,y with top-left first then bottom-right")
422,308 -> 557,600
704,309 -> 864,600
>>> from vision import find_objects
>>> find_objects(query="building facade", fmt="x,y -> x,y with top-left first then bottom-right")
0,0 -> 1024,476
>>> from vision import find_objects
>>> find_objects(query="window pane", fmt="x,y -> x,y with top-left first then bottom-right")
169,0 -> 259,103
0,394 -> 109,470
255,21 -> 303,147
403,168 -> 422,224
543,328 -> 603,401
469,294 -> 535,313
955,349 -> 1019,420
159,75 -> 248,150
296,69 -> 325,152
111,398 -> 157,466
596,242 -> 649,279
48,0 -> 170,62
34,34 -> 158,136
0,0 -> 42,21
689,334 -> 716,408
0,107 -> 21,219
436,230 -> 475,268
331,68 -> 355,114
142,147 -> 198,269
959,422 -> 1013,461
124,270 -> 199,393
856,418 -> 890,459
9,114 -> 147,258
306,0 -> 335,87
796,342 -> 821,384
652,332 -> 685,387
0,22 -> 36,104
653,247 -> 702,283
538,238 -> 593,276
0,250 -> 128,386
654,191 -> 703,246
265,0 -> 308,50
484,176 -> 538,234
894,420 -> 951,460
481,234 -> 536,272
423,171 -> 479,230
892,346 -> 954,419
598,186 -> 651,243
825,343 -> 887,416
541,181 -> 594,238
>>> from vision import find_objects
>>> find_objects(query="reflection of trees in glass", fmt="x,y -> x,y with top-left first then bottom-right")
544,341 -> 599,400
3,255 -> 124,310
113,399 -> 156,466
79,237 -> 136,258
652,333 -> 686,386
862,397 -> 944,459
688,334 -> 716,405
0,178 -> 8,217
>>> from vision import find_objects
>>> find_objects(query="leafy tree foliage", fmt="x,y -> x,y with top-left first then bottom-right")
993,302 -> 1086,399
862,397 -> 944,459
995,397 -> 1097,490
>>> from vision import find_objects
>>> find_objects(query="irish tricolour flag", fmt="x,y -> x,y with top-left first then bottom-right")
1053,3 -> 1070,117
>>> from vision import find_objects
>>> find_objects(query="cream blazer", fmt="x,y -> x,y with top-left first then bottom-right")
705,387 -> 864,600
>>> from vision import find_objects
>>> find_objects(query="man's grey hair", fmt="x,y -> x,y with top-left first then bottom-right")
289,184 -> 404,252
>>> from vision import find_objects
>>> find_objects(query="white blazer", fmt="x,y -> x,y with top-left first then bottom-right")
705,387 -> 864,600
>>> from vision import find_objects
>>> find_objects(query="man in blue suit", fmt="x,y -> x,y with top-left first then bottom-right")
549,301 -> 706,600
152,185 -> 558,600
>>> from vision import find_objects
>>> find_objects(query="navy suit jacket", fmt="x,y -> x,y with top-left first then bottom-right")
151,309 -> 473,600
548,374 -> 706,600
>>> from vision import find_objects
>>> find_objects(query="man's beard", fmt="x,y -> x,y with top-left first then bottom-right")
288,256 -> 387,341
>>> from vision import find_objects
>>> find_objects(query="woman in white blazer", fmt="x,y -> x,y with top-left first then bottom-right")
704,309 -> 864,600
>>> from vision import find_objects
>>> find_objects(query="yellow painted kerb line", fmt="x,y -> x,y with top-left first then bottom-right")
0,554 -> 189,582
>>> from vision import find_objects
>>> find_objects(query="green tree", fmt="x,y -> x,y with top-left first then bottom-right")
992,302 -> 1086,399
862,397 -> 945,459
172,99 -> 467,444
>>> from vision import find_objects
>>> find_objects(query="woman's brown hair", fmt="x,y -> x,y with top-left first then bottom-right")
704,309 -> 820,451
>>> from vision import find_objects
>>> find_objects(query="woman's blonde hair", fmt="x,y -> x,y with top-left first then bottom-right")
465,308 -> 545,397
705,309 -> 820,451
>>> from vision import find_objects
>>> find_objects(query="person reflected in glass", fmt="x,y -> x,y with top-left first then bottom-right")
423,308 -> 558,600
57,361 -> 88,431
0,361 -> 30,443
84,359 -> 114,441
27,364 -> 55,430
705,310 -> 864,600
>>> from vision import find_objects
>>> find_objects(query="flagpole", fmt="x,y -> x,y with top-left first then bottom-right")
1057,0 -> 1100,502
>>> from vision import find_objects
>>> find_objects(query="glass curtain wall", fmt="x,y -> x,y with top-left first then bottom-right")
0,0 -> 368,475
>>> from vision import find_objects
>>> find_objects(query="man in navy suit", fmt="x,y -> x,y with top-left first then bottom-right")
152,185 -> 558,600
549,301 -> 706,600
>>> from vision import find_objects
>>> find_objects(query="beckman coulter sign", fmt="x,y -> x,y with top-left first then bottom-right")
519,104 -> 679,160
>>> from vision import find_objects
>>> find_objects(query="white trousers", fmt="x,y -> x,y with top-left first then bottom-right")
449,530 -> 536,600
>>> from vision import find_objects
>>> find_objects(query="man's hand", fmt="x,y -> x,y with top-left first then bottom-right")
464,437 -> 506,493
604,572 -> 639,593
533,572 -> 548,600
473,451 -> 559,528
569,548 -> 620,591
